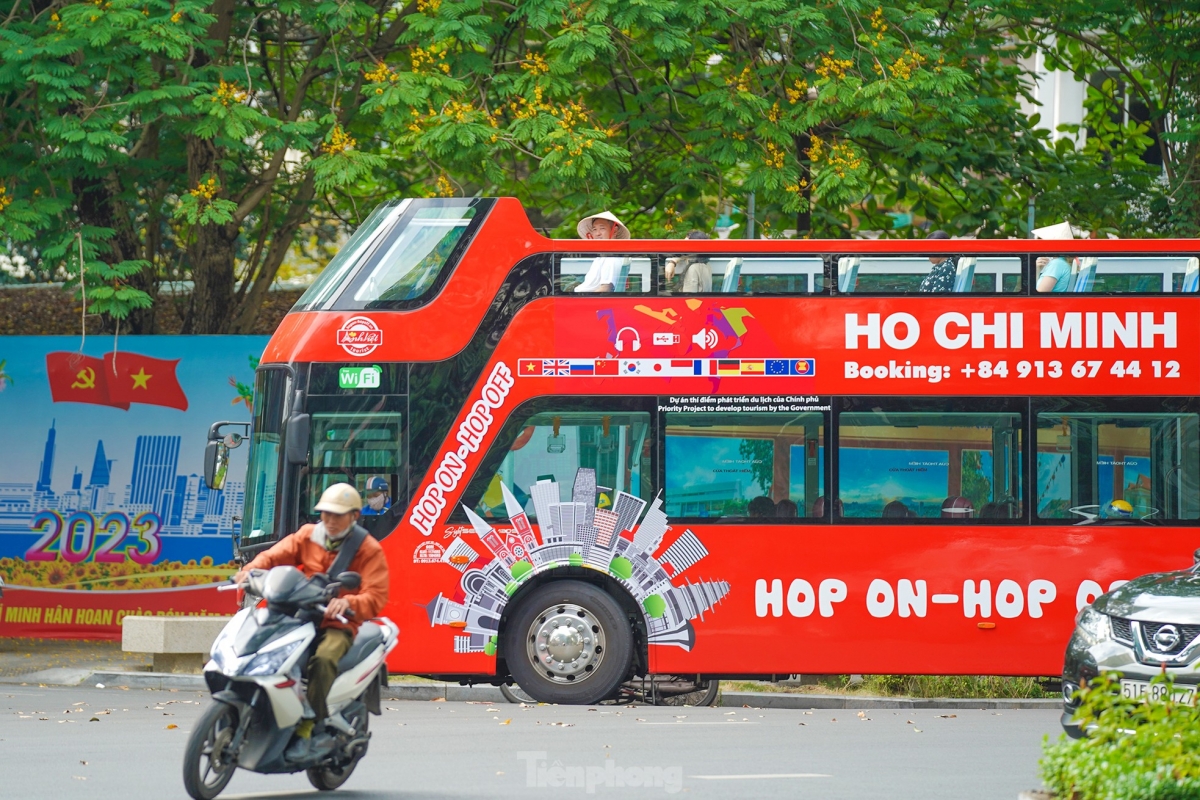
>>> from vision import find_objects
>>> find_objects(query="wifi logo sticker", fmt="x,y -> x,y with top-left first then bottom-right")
691,328 -> 720,350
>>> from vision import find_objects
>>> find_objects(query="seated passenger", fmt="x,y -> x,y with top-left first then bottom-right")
574,211 -> 630,293
940,496 -> 974,519
812,496 -> 844,518
775,499 -> 798,518
664,230 -> 712,293
978,501 -> 1007,519
1036,256 -> 1072,293
918,230 -> 957,293
882,500 -> 914,518
747,496 -> 776,518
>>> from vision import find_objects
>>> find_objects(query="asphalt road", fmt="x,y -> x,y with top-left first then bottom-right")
0,684 -> 1059,799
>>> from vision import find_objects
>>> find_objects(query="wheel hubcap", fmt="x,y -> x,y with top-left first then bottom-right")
526,603 -> 606,684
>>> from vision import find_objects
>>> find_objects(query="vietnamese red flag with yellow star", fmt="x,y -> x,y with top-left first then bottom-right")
103,351 -> 189,411
45,352 -> 129,409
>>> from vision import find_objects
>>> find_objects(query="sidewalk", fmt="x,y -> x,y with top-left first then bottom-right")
0,637 -> 1060,709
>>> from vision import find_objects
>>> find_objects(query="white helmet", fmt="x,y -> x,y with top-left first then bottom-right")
314,482 -> 362,514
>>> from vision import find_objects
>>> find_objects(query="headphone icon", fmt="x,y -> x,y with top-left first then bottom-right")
615,327 -> 641,353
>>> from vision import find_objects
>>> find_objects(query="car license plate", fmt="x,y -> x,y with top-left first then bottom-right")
1119,680 -> 1196,703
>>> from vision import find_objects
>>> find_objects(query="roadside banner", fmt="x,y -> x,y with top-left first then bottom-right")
0,336 -> 269,639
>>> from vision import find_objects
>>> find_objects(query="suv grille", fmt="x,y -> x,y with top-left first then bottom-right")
1138,621 -> 1200,657
1110,616 -> 1134,644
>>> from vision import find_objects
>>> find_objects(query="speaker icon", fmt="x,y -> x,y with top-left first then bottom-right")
691,328 -> 719,350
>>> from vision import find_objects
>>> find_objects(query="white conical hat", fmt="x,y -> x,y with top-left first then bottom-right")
1032,221 -> 1075,240
577,211 -> 630,240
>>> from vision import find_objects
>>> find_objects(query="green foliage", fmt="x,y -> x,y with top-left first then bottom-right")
0,0 -> 1190,333
960,450 -> 992,512
1042,673 -> 1200,800
737,439 -> 774,495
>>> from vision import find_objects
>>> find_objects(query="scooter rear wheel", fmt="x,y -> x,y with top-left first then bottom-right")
182,702 -> 238,800
306,713 -> 369,791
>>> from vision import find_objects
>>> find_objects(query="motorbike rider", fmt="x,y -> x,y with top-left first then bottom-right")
234,482 -> 390,761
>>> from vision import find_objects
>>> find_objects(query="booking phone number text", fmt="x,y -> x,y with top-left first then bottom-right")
844,359 -> 1181,384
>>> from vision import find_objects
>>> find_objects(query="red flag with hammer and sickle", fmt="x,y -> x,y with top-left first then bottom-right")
45,352 -> 129,410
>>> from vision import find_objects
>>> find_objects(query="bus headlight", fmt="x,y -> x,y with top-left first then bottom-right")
1075,607 -> 1112,647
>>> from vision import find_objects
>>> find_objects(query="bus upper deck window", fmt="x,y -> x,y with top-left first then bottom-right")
838,255 -> 1022,294
662,257 -> 825,295
1077,256 -> 1200,293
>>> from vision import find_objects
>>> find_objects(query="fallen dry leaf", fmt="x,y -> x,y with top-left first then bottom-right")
857,711 -> 866,718
500,719 -> 511,725
938,714 -> 957,719
166,724 -> 178,730
88,717 -> 99,722
431,697 -> 446,703
913,728 -> 923,733
79,761 -> 87,766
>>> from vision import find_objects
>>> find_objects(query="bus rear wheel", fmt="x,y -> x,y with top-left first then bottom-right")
503,580 -> 633,705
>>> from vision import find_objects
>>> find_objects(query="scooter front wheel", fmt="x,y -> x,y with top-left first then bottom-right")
183,701 -> 239,800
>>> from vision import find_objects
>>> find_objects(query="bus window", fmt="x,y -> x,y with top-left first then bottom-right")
463,411 -> 652,523
664,412 -> 825,519
837,410 -> 1023,521
240,368 -> 291,547
1082,256 -> 1198,293
297,399 -> 404,539
663,257 -> 825,295
348,202 -> 481,306
1035,412 -> 1200,521
558,257 -> 653,293
293,200 -> 408,311
838,256 -> 1022,294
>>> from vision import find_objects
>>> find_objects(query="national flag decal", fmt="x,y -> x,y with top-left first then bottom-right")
515,357 -> 816,377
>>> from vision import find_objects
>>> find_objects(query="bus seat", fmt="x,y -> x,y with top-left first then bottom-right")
1182,257 -> 1199,293
837,257 -> 860,293
613,257 -> 632,292
720,258 -> 743,293
1070,257 -> 1098,292
952,257 -> 977,292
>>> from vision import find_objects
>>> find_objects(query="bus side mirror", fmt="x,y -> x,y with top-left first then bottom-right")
205,439 -> 229,491
285,413 -> 311,465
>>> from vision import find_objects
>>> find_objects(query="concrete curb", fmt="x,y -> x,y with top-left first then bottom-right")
383,684 -> 508,703
719,691 -> 1061,710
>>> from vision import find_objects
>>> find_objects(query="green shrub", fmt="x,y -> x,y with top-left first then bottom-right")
1042,673 -> 1200,800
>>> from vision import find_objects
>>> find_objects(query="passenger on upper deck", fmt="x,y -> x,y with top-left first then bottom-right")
574,211 -> 630,293
918,230 -> 957,293
1036,256 -> 1073,293
664,230 -> 713,293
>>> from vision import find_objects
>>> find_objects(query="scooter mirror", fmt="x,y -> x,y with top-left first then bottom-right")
337,571 -> 362,591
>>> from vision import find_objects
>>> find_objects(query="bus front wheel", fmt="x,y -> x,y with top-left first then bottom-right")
503,580 -> 633,705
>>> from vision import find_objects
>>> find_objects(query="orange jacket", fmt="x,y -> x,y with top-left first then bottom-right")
245,523 -> 389,635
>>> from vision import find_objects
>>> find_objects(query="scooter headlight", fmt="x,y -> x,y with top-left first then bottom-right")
241,639 -> 304,677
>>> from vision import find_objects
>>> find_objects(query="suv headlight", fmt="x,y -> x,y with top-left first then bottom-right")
241,639 -> 304,677
1075,607 -> 1112,647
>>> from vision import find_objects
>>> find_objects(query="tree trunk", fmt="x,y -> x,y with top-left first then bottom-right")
71,175 -> 158,333
184,135 -> 239,333
231,173 -> 316,334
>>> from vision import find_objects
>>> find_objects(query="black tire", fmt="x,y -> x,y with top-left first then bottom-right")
503,580 -> 634,705
500,683 -> 536,704
306,711 -> 368,791
652,679 -> 720,707
182,702 -> 239,800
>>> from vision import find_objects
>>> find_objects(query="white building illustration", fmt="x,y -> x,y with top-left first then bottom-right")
424,467 -> 731,654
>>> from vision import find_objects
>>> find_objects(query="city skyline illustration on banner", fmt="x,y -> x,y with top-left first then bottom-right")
0,337 -> 268,628
424,468 -> 730,656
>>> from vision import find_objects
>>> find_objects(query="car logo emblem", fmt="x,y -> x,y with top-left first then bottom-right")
1153,624 -> 1181,652
336,316 -> 383,357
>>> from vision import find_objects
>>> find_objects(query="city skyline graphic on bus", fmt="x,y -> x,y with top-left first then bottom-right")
424,468 -> 731,655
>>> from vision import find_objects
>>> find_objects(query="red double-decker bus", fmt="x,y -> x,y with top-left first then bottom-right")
207,197 -> 1200,703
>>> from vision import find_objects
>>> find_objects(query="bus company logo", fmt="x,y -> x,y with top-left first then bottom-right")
336,316 -> 384,357
413,541 -> 445,564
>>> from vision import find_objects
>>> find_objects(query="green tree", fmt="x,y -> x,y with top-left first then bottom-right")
1000,0 -> 1200,236
1,0 -> 1138,335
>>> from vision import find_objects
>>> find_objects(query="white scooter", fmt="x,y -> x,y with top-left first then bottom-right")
182,566 -> 398,799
